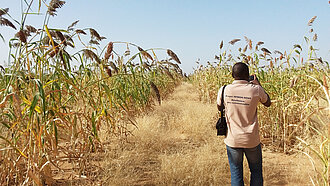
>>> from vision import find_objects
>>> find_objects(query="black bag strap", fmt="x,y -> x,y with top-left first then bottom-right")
220,85 -> 227,111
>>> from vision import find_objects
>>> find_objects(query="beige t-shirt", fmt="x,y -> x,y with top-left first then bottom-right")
217,80 -> 268,148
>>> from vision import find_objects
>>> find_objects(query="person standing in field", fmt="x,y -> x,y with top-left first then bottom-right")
217,62 -> 271,186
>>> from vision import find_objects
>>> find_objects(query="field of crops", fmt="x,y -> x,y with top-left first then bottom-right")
191,20 -> 329,185
0,0 -> 329,185
0,1 -> 184,185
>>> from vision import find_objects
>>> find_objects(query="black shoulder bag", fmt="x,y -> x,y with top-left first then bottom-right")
216,85 -> 227,136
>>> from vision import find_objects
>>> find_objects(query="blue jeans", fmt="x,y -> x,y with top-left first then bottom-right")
226,144 -> 263,186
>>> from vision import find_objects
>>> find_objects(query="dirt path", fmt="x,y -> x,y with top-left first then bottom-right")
102,83 -> 312,185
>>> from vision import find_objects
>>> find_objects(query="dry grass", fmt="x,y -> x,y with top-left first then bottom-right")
101,82 -> 314,185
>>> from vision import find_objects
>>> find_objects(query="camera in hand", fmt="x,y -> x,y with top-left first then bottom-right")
249,75 -> 259,82
249,75 -> 254,81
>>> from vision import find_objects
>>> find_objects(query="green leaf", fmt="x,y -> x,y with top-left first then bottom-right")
1,121 -> 10,129
37,80 -> 46,115
38,0 -> 41,12
29,94 -> 39,118
92,121 -> 97,138
23,12 -> 42,15
89,136 -> 94,152
101,83 -> 112,96
292,57 -> 298,64
304,36 -> 310,44
54,122 -> 58,145
91,111 -> 98,138
0,135 -> 28,158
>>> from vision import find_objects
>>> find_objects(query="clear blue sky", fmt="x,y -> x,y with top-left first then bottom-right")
0,0 -> 329,73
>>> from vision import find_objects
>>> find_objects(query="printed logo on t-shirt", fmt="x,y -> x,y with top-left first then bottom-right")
226,95 -> 251,106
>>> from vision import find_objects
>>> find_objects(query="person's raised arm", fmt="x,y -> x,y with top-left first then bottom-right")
262,92 -> 271,107
250,74 -> 271,107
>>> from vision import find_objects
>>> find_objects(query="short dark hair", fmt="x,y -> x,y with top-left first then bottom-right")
232,62 -> 249,80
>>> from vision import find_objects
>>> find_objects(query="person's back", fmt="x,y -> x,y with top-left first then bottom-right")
217,62 -> 271,186
222,80 -> 268,148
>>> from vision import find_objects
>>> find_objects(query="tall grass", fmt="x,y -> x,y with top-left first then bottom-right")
191,17 -> 329,185
0,1 -> 183,185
